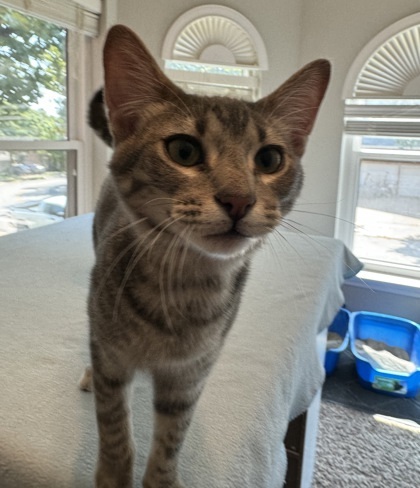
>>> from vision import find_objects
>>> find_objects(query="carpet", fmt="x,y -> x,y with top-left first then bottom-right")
314,401 -> 420,488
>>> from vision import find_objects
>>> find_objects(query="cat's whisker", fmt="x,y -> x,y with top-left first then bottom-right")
178,226 -> 196,315
267,226 -> 309,300
118,94 -> 192,122
290,208 -> 359,228
281,218 -> 320,238
146,216 -> 184,261
150,77 -> 194,119
279,219 -> 325,258
270,226 -> 309,267
165,230 -> 185,318
112,216 -> 178,322
261,229 -> 284,271
279,220 -> 366,289
113,216 -> 185,325
111,224 -> 165,322
283,216 -> 334,238
264,99 -> 323,122
293,199 -> 342,207
157,222 -> 190,332
284,218 -> 331,242
159,234 -> 179,333
142,197 -> 187,207
135,73 -> 193,117
100,217 -> 149,247
96,228 -> 148,301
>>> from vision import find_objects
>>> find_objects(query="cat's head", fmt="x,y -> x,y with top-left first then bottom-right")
99,25 -> 330,258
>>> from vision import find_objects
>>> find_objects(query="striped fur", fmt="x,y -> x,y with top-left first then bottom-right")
81,25 -> 330,488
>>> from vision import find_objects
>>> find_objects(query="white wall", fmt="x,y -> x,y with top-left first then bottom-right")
343,278 -> 420,323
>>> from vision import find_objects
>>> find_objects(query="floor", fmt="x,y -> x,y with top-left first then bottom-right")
322,348 -> 420,423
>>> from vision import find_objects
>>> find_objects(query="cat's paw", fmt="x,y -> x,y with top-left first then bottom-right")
96,471 -> 133,488
172,482 -> 185,488
143,482 -> 185,488
143,475 -> 185,488
78,365 -> 93,392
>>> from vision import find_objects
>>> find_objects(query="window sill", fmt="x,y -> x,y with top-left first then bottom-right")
346,270 -> 420,299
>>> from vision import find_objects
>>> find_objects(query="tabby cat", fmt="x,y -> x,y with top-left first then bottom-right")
80,24 -> 330,488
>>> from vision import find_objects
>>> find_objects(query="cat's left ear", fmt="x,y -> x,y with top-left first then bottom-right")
256,60 -> 330,157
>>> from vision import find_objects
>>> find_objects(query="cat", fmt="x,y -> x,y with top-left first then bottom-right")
80,23 -> 330,488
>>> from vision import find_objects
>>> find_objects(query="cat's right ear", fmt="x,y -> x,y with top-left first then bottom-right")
103,24 -> 183,144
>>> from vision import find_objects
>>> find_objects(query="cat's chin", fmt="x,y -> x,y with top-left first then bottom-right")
191,231 -> 260,259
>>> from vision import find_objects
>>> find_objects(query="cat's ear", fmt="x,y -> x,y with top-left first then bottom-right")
103,24 -> 183,143
256,60 -> 330,157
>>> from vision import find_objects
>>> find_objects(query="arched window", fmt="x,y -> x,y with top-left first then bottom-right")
336,14 -> 420,279
162,5 -> 268,101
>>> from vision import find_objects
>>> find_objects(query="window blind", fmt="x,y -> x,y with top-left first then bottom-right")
0,0 -> 101,36
344,103 -> 420,136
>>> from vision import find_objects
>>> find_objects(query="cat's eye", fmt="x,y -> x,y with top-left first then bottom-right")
165,135 -> 203,167
255,146 -> 284,174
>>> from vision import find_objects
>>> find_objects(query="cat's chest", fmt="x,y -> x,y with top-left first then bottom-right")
98,249 -> 246,367
96,232 -> 247,328
123,251 -> 238,326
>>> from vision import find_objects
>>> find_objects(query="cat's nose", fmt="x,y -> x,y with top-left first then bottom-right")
215,194 -> 256,221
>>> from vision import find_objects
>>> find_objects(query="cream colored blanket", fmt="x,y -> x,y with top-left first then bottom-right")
0,214 -> 362,487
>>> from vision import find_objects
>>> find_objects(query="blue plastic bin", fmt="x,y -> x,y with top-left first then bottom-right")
349,311 -> 420,398
324,308 -> 350,376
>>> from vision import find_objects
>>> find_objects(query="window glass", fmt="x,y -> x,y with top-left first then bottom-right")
0,150 -> 69,236
165,60 -> 260,101
166,60 -> 249,76
352,137 -> 420,275
0,6 -> 67,140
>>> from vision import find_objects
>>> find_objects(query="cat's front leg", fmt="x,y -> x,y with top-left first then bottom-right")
91,347 -> 135,488
143,366 -> 209,488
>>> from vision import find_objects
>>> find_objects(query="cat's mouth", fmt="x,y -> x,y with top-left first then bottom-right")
192,227 -> 258,257
204,228 -> 254,248
208,229 -> 247,240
